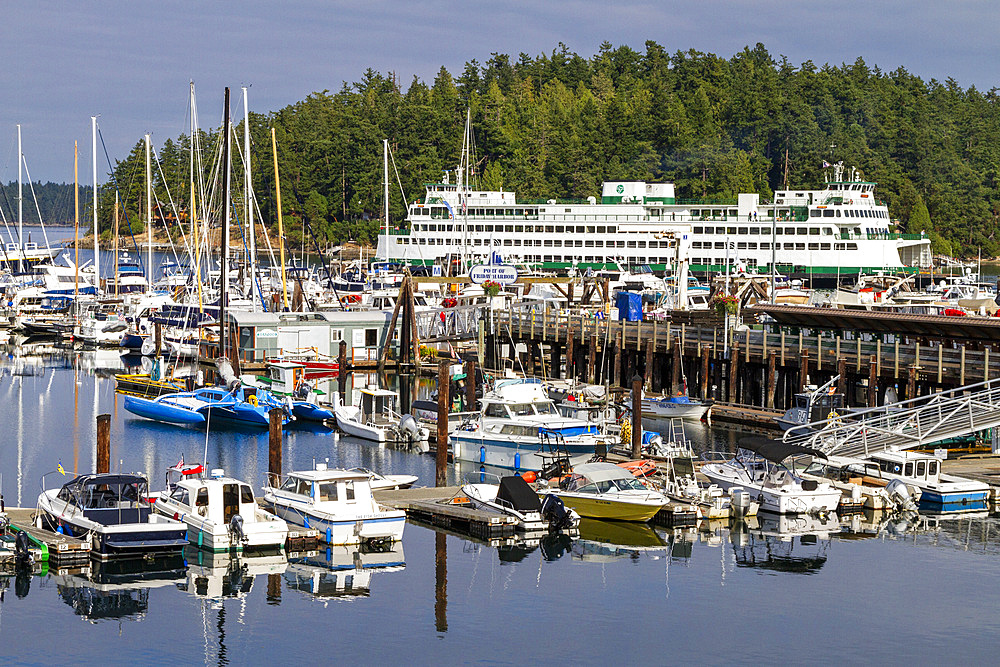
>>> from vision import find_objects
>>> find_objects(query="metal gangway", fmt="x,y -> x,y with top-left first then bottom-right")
782,378 -> 1000,458
415,304 -> 488,343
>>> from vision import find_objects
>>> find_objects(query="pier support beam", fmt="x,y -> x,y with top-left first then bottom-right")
766,351 -> 777,409
868,355 -> 878,407
837,357 -> 848,406
338,340 -> 348,398
645,339 -> 655,391
700,346 -> 710,401
268,409 -> 283,479
671,340 -> 681,394
728,343 -> 740,403
465,360 -> 477,412
631,374 -> 642,459
907,365 -> 918,401
566,336 -> 575,381
436,361 -> 450,487
96,414 -> 110,474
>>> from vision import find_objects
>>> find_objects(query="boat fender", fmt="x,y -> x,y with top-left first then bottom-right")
248,394 -> 259,407
514,452 -> 521,470
521,471 -> 537,483
480,446 -> 486,464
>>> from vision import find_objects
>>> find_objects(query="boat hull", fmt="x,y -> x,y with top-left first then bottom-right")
451,433 -> 597,471
701,465 -> 841,515
293,402 -> 334,422
266,501 -> 405,546
641,399 -> 709,420
124,395 -> 206,425
542,492 -> 662,522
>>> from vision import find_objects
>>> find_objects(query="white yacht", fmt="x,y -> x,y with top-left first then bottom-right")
262,463 -> 406,546
449,378 -> 615,471
860,449 -> 991,511
700,438 -> 842,515
377,162 -> 931,281
153,463 -> 288,552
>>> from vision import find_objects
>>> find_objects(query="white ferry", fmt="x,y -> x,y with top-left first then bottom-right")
377,163 -> 931,281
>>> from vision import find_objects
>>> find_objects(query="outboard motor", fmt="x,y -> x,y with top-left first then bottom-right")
399,414 -> 421,443
14,530 -> 32,567
295,381 -> 311,400
886,479 -> 918,512
229,514 -> 247,544
541,494 -> 578,531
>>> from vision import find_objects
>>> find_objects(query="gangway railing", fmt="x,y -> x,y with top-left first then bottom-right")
782,377 -> 1000,458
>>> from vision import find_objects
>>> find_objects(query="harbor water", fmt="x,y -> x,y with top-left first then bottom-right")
0,350 -> 999,665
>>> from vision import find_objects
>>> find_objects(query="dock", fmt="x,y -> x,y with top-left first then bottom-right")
377,486 -> 518,539
4,508 -> 91,565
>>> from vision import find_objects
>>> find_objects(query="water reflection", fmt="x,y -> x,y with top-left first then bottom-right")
178,548 -> 286,601
282,543 -> 406,602
53,555 -> 186,621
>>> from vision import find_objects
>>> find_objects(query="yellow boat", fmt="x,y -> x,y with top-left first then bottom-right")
540,463 -> 667,522
114,373 -> 186,398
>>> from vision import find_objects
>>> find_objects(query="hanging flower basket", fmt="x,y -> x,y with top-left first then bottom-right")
711,294 -> 738,316
482,280 -> 501,297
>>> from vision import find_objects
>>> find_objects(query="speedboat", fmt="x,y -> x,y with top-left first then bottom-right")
641,392 -> 711,420
539,462 -> 667,522
262,463 -> 406,546
860,449 -> 990,511
153,463 -> 288,552
449,378 -> 615,471
348,467 -> 418,491
700,437 -> 842,515
123,386 -> 290,428
334,388 -> 427,443
36,473 -> 187,556
461,474 -> 549,532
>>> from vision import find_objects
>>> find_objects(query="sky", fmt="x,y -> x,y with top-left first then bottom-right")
3,0 -> 999,184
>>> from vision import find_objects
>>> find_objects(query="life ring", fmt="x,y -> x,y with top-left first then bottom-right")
248,394 -> 259,407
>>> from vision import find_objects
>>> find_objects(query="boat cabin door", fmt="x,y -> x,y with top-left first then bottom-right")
222,483 -> 241,522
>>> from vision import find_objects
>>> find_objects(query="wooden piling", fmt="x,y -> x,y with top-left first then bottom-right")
671,339 -> 681,394
907,365 -> 918,400
728,342 -> 740,403
837,357 -> 848,403
338,340 -> 348,397
566,334 -> 575,381
766,351 -> 777,409
631,374 -> 642,459
268,409 -> 283,479
154,321 -> 162,357
867,355 -> 878,407
588,335 -> 597,384
700,345 -> 710,400
437,361 -> 450,487
645,338 -> 654,391
799,351 -> 810,392
96,414 -> 110,474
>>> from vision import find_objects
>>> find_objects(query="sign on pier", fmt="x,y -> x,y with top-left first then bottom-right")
469,264 -> 518,285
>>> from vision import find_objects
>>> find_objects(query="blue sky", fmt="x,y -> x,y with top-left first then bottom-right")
3,1 -> 997,183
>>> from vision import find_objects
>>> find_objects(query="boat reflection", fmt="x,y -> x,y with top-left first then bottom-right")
52,555 -> 186,620
283,543 -> 405,601
728,512 -> 841,575
178,547 -> 287,601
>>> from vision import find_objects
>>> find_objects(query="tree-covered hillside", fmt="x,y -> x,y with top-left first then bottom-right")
103,42 -> 1000,257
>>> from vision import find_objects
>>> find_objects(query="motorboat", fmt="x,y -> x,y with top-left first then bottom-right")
860,449 -> 991,511
700,437 -> 842,515
242,361 -> 334,422
539,462 -> 667,522
660,452 -> 759,520
348,467 -> 418,491
799,453 -> 920,512
334,387 -> 427,443
36,473 -> 187,556
641,392 -> 712,420
449,378 -> 615,471
262,463 -> 406,546
776,375 -> 846,433
123,385 -> 290,428
153,463 -> 288,552
460,474 -> 550,532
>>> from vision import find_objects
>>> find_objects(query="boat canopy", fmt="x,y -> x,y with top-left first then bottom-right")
738,437 -> 826,463
571,462 -> 638,482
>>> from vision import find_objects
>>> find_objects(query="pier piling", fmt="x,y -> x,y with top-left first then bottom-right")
436,360 -> 449,487
464,359 -> 476,412
337,340 -> 348,397
631,374 -> 642,459
96,413 -> 110,474
268,408 -> 283,478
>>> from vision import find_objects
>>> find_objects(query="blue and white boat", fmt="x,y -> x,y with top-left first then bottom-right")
262,463 -> 405,546
450,378 -> 615,471
36,473 -> 187,556
641,392 -> 711,420
124,386 -> 290,428
861,449 -> 991,511
242,361 -> 335,423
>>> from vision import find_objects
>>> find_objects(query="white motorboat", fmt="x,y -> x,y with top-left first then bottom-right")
860,449 -> 991,511
450,378 -> 614,471
641,392 -> 711,420
348,467 -> 418,491
334,388 -> 428,444
776,375 -> 846,433
700,437 -> 842,515
153,463 -> 288,552
262,463 -> 406,546
36,472 -> 187,556
460,474 -> 549,532
800,453 -> 920,512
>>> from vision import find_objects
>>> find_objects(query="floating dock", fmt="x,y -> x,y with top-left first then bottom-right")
377,487 -> 518,539
4,508 -> 91,565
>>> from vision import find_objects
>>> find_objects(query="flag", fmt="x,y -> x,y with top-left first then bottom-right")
822,161 -> 831,168
57,461 -> 66,475
175,454 -> 184,468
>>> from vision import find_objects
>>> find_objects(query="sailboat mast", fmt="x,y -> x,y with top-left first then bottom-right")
17,124 -> 22,249
91,116 -> 99,287
220,87 -> 231,358
383,138 -> 389,260
271,127 -> 288,310
74,141 -> 79,305
191,81 -> 203,311
243,86 -> 256,311
145,133 -> 152,291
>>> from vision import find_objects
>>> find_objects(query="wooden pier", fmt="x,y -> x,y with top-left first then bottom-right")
376,487 -> 518,539
4,508 -> 91,565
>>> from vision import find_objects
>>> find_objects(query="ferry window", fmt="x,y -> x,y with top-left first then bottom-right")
615,241 -> 624,248
916,461 -> 926,477
585,240 -> 595,247
810,209 -> 820,217
556,226 -> 564,233
823,210 -> 834,217
797,228 -> 807,235
345,482 -> 356,501
795,243 -> 805,250
714,242 -> 725,249
821,243 -> 831,250
760,242 -> 770,250
808,243 -> 820,250
847,243 -> 858,250
504,240 -> 513,246
904,463 -> 913,476
546,226 -> 555,233
748,242 -> 758,250
318,482 -> 338,502
515,225 -> 523,233
775,228 -> 783,236
835,210 -> 841,217
475,225 -> 484,232
694,227 -> 703,234
597,226 -> 606,234
783,243 -> 794,250
543,240 -> 553,247
240,485 -> 254,504
486,209 -> 494,216
196,488 -> 209,507
737,242 -> 748,250
738,227 -> 748,235
727,227 -> 736,234
637,241 -> 646,248
749,227 -> 759,235
504,225 -> 513,232
929,461 -> 938,476
586,225 -> 596,233
809,228 -> 820,235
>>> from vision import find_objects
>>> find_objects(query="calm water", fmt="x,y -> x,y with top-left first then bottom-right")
1,349 -> 1000,664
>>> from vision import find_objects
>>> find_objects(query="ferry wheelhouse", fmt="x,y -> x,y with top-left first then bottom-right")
377,164 -> 931,281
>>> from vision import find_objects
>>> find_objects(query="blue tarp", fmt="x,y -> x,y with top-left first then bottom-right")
615,291 -> 643,321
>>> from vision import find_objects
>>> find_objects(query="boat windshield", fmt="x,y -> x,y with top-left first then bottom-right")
567,475 -> 647,493
508,402 -> 557,417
